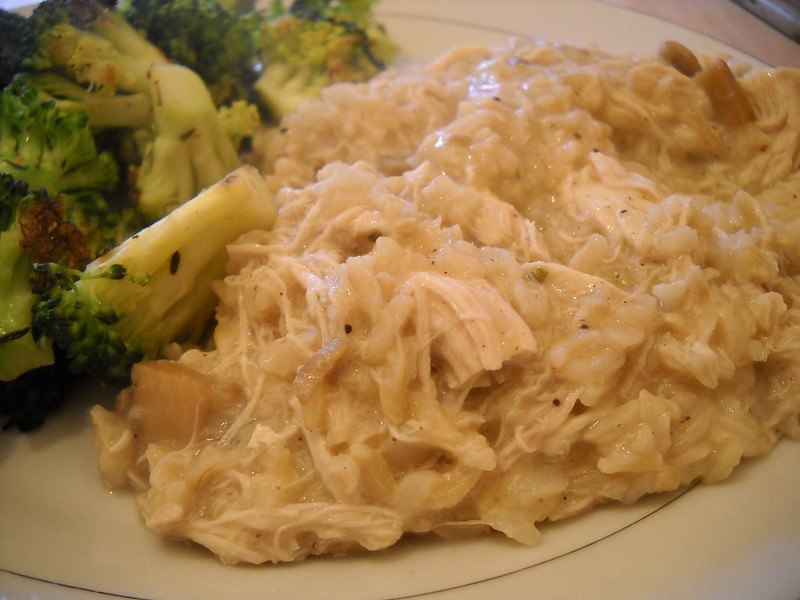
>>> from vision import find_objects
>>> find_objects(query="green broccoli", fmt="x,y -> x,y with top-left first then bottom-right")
5,0 -> 256,220
22,71 -> 153,130
0,180 -> 84,431
119,0 -> 262,108
0,79 -> 119,196
1,173 -> 90,384
0,78 -> 128,256
218,99 -> 261,154
118,0 -> 397,120
133,62 -> 243,219
25,0 -> 167,95
1,1 -> 161,131
0,76 -> 138,432
255,0 -> 398,120
32,165 -> 276,382
0,0 -> 395,431
0,179 -> 56,384
0,9 -> 33,91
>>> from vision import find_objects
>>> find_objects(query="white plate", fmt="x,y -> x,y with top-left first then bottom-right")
2,1 -> 799,599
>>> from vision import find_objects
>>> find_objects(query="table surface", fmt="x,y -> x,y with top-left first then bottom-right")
601,0 -> 798,68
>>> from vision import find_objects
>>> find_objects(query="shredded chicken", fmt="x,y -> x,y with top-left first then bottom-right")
92,39 -> 800,564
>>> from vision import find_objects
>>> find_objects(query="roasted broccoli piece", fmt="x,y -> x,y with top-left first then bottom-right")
25,0 -> 167,95
0,76 -> 139,432
0,0 -> 394,431
32,165 -> 276,382
132,63 -> 243,219
0,179 -> 56,385
0,172 -> 138,432
118,0 -> 397,119
0,79 -> 119,197
0,174 -> 90,386
0,9 -> 34,90
119,0 -> 262,107
1,0 -> 160,130
218,99 -> 261,154
8,0 -> 253,220
0,78 -> 127,255
255,0 -> 397,119
17,0 -> 164,132
21,70 -> 153,130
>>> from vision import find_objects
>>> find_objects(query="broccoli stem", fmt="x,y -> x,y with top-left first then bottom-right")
136,63 -> 241,219
90,165 -> 275,351
26,72 -> 153,130
89,9 -> 167,70
68,9 -> 168,95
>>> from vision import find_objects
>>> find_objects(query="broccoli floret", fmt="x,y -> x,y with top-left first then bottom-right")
26,0 -> 167,95
218,99 -> 261,153
0,78 -> 128,255
14,0 -> 164,131
1,174 -> 91,385
120,0 -> 262,107
255,0 -> 397,120
0,9 -> 34,90
0,79 -> 120,196
1,182 -> 101,432
17,188 -> 92,269
32,165 -> 276,382
0,212 -> 55,383
13,0 -> 254,220
2,1 -> 156,131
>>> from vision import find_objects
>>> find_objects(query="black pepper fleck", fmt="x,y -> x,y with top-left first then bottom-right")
169,250 -> 180,274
